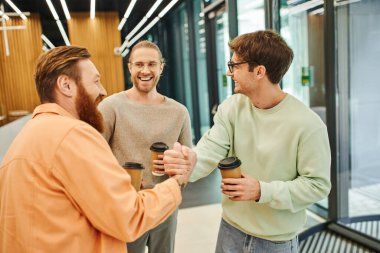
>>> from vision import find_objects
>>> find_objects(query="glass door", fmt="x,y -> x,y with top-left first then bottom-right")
203,2 -> 230,125
215,7 -> 232,105
278,0 -> 328,217
193,0 -> 210,136
335,0 -> 380,241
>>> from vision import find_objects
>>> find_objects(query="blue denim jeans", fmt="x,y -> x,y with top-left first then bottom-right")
215,219 -> 298,253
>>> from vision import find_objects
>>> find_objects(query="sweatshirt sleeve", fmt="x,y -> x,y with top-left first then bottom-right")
178,108 -> 193,148
190,103 -> 232,182
52,124 -> 181,242
258,127 -> 331,213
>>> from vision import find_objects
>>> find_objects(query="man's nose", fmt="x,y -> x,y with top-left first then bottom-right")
99,83 -> 107,97
141,64 -> 150,72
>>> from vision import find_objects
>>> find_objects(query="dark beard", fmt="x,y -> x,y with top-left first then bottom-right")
75,84 -> 105,133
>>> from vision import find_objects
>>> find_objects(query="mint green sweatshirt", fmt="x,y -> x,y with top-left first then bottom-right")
190,94 -> 331,241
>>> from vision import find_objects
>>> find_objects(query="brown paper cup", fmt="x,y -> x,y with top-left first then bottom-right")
150,142 -> 169,176
123,162 -> 144,191
218,157 -> 242,179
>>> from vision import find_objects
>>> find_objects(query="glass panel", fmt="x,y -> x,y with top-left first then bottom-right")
204,0 -> 219,5
194,0 -> 210,135
167,4 -> 195,140
215,7 -> 232,104
280,0 -> 325,108
179,9 -> 193,119
279,0 -> 328,216
237,0 -> 265,33
336,0 -> 380,240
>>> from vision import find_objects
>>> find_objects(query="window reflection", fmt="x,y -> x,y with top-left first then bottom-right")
237,0 -> 265,34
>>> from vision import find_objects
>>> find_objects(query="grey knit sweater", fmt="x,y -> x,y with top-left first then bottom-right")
98,91 -> 193,188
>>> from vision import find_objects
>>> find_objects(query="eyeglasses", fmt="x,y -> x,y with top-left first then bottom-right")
129,61 -> 161,70
227,60 -> 257,72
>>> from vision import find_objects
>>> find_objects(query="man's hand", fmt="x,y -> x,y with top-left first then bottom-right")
163,142 -> 197,186
152,155 -> 165,175
220,173 -> 261,201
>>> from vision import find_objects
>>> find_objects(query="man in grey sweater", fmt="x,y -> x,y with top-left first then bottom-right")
98,40 -> 193,253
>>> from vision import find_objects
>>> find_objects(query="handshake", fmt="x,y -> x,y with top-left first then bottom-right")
153,142 -> 197,187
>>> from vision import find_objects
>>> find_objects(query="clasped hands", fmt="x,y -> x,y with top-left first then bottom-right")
153,142 -> 197,187
153,143 -> 260,201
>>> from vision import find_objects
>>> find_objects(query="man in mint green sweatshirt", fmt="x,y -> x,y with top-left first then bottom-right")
165,30 -> 331,253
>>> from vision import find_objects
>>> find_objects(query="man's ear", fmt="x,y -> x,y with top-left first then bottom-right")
256,65 -> 267,79
159,63 -> 165,75
56,75 -> 75,97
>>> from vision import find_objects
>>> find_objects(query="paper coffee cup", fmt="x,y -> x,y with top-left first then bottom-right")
217,157 -> 242,179
150,142 -> 169,177
123,162 -> 144,191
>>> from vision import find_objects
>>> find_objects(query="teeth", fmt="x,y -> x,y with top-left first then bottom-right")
139,77 -> 152,81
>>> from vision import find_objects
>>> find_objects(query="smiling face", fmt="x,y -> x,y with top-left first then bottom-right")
77,59 -> 106,104
128,47 -> 164,94
75,59 -> 106,133
227,53 -> 257,95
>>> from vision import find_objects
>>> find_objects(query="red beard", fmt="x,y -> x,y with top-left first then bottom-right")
75,84 -> 104,133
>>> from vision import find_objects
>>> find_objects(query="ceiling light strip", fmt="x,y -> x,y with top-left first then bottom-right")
118,18 -> 127,31
124,0 -> 137,18
120,0 -> 178,56
118,0 -> 137,30
45,0 -> 71,45
124,0 -> 164,41
90,0 -> 96,19
288,0 -> 323,15
56,20 -> 70,45
0,10 -> 10,20
42,45 -> 49,52
146,0 -> 163,18
46,0 -> 59,20
121,48 -> 129,57
335,0 -> 361,7
309,7 -> 324,15
127,17 -> 159,48
5,0 -> 27,20
158,0 -> 178,18
2,15 -> 10,55
41,34 -> 55,49
60,0 -> 71,20
287,0 -> 300,5
128,0 -> 178,47
119,39 -> 129,53
126,16 -> 147,41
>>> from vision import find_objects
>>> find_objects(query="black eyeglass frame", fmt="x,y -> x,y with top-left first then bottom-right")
227,60 -> 258,72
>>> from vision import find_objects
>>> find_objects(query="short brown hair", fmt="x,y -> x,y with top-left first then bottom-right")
34,46 -> 91,103
229,30 -> 293,84
129,40 -> 165,63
